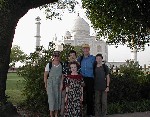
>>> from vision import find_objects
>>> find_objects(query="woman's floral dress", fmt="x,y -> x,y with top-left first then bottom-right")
64,74 -> 84,117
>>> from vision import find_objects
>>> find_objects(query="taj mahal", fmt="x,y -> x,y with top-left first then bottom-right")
34,14 -> 143,69
53,14 -> 108,62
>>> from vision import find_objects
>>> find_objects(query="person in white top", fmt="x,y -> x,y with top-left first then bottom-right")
44,51 -> 63,117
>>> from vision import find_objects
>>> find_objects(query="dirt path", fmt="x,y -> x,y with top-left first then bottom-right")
16,109 -> 150,117
108,111 -> 150,117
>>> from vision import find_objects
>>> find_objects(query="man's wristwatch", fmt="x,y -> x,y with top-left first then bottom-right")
106,86 -> 109,88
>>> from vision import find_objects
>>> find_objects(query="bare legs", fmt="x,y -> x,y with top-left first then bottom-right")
49,110 -> 59,117
50,111 -> 53,117
54,110 -> 58,117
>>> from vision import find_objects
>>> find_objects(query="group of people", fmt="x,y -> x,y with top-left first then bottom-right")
44,44 -> 110,117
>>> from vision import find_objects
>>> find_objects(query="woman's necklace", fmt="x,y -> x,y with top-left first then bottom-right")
53,61 -> 60,67
53,64 -> 60,67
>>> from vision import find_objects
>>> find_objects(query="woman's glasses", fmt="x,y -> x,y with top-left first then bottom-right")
53,55 -> 59,57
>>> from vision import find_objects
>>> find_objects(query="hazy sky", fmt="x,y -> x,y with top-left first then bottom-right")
13,5 -> 150,67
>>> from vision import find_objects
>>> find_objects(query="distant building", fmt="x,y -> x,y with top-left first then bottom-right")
54,14 -> 108,62
53,14 -> 127,68
108,62 -> 127,67
35,16 -> 41,51
35,15 -> 143,69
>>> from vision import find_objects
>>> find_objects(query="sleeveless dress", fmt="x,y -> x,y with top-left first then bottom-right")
64,74 -> 84,117
47,64 -> 62,111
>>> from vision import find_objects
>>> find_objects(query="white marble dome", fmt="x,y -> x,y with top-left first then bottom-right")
71,14 -> 90,35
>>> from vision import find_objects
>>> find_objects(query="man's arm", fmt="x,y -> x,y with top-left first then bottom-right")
106,65 -> 110,87
106,74 -> 110,87
105,74 -> 110,92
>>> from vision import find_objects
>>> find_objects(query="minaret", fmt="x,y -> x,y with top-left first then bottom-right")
131,39 -> 138,62
131,47 -> 138,62
35,16 -> 41,51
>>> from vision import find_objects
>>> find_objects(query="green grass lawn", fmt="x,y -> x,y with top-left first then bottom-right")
6,72 -> 25,105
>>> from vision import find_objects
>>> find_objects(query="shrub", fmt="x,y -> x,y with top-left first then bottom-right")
108,60 -> 150,114
108,100 -> 150,114
109,74 -> 142,102
108,61 -> 150,102
17,43 -> 55,115
17,45 -> 150,115
17,42 -> 75,115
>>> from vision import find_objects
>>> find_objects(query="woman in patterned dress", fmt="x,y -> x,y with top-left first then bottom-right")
44,51 -> 63,117
64,61 -> 84,117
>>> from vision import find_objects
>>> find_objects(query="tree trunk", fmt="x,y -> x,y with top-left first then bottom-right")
0,0 -> 57,115
0,13 -> 17,104
0,9 -> 20,115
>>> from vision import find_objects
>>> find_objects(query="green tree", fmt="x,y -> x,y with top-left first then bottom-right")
82,0 -> 150,49
17,42 -> 74,115
0,0 -> 59,107
109,60 -> 145,102
0,0 -> 76,107
40,0 -> 78,20
119,60 -> 143,77
17,43 -> 55,116
74,45 -> 83,56
10,45 -> 27,67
